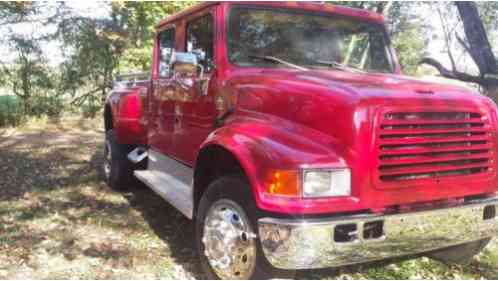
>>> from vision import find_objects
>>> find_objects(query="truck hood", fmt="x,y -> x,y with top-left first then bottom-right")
232,68 -> 494,142
233,68 -> 495,143
286,69 -> 486,103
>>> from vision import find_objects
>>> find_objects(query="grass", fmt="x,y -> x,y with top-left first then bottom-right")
0,116 -> 497,279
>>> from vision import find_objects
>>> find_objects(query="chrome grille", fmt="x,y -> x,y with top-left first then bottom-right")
377,111 -> 493,182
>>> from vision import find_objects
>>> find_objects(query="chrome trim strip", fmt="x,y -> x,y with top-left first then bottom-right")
258,198 -> 498,270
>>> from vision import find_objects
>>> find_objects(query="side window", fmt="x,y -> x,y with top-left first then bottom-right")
186,14 -> 214,71
158,28 -> 175,77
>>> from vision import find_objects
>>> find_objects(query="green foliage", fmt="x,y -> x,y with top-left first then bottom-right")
0,2 -> 35,25
1,35 -> 55,116
392,25 -> 427,75
52,2 -> 197,109
111,1 -> 196,73
477,2 -> 498,48
30,95 -> 64,119
0,95 -> 23,127
328,2 -> 428,76
327,2 -> 385,12
0,2 -> 199,125
383,2 -> 426,75
80,96 -> 102,119
478,2 -> 498,31
58,15 -> 124,102
1,1 -> 497,126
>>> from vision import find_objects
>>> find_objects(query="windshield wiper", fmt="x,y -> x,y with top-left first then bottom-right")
314,60 -> 366,74
248,55 -> 309,71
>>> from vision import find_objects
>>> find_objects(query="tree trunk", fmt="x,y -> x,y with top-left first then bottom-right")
455,2 -> 497,76
376,1 -> 392,14
486,85 -> 498,103
421,1 -> 498,103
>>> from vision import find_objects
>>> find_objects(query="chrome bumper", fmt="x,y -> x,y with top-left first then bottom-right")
258,199 -> 498,270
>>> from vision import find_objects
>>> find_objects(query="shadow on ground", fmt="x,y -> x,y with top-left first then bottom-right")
122,184 -> 205,279
1,117 -> 497,279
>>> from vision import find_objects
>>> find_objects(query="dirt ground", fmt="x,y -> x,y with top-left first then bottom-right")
0,117 -> 497,279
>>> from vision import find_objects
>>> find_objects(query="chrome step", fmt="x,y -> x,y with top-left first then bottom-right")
128,147 -> 148,164
134,150 -> 193,219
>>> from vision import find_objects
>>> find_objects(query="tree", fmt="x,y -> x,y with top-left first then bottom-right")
2,36 -> 52,114
54,2 -> 196,106
58,15 -> 126,105
0,2 -> 35,26
110,1 -> 195,72
421,1 -> 498,101
330,1 -> 428,75
0,2 -> 69,117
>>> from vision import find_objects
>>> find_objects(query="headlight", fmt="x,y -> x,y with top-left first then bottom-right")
303,169 -> 351,197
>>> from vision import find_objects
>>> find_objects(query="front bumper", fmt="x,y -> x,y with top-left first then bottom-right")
258,198 -> 498,270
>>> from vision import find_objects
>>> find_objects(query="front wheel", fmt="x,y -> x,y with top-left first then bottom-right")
195,176 -> 288,279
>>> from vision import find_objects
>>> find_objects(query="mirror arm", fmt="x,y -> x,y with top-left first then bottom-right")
198,64 -> 204,79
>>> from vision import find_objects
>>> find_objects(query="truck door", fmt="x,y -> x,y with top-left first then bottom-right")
149,27 -> 176,156
171,11 -> 218,165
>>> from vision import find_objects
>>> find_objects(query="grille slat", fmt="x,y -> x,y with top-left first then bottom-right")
379,161 -> 489,177
380,152 -> 492,167
379,143 -> 492,156
380,126 -> 489,137
377,111 -> 493,183
381,118 -> 484,126
380,135 -> 489,146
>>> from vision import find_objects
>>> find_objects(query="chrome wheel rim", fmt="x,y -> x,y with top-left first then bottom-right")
104,140 -> 112,179
202,199 -> 257,279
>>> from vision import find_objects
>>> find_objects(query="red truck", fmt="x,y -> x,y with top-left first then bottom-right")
103,2 -> 498,279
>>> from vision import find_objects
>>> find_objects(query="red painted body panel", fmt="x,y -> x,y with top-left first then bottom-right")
107,85 -> 148,146
108,1 -> 498,216
206,67 -> 498,215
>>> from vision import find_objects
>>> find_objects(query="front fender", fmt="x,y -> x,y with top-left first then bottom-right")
199,117 -> 366,215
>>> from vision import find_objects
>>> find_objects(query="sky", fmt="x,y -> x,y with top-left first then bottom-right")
66,1 -> 110,18
0,2 -> 111,66
42,2 -> 111,66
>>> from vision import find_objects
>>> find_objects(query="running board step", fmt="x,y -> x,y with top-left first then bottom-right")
134,170 -> 193,219
133,150 -> 194,219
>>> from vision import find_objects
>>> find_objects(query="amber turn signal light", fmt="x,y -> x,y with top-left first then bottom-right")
266,170 -> 300,197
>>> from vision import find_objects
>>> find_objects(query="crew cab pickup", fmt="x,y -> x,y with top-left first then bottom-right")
103,2 -> 498,279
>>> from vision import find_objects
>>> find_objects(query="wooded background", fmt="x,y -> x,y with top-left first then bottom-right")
0,1 -> 497,127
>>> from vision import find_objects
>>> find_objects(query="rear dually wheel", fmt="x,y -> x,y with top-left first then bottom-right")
103,129 -> 135,191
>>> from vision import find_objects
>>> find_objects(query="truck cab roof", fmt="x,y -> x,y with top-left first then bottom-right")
156,1 -> 385,30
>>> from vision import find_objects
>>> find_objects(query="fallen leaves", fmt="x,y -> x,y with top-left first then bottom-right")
0,117 -> 497,279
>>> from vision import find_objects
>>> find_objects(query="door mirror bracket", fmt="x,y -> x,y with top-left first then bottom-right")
171,52 -> 204,78
171,51 -> 211,96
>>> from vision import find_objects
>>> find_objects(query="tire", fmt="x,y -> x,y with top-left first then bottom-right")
195,176 -> 294,280
103,129 -> 135,191
428,238 -> 491,265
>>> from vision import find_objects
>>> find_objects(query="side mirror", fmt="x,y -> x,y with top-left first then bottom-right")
171,52 -> 203,78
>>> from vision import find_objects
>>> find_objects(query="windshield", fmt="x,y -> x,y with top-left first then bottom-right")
228,6 -> 394,73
